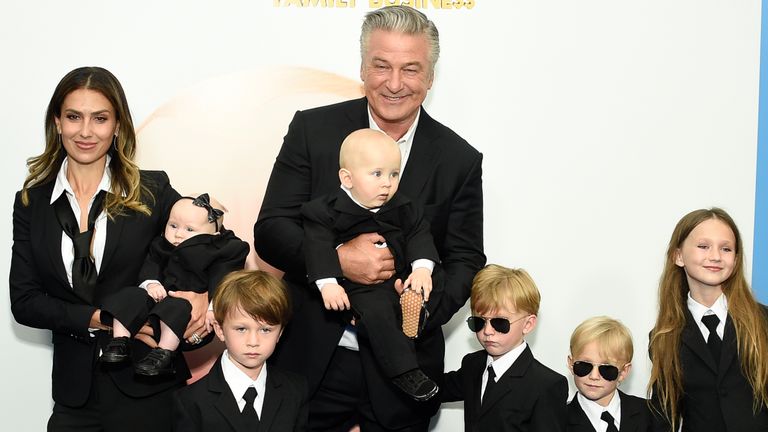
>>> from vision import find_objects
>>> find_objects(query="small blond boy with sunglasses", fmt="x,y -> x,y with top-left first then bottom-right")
566,316 -> 651,431
440,264 -> 568,432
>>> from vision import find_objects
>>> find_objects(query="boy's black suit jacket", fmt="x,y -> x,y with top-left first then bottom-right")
567,390 -> 651,432
650,305 -> 768,432
173,356 -> 308,432
441,346 -> 568,432
10,171 -> 189,407
254,97 -> 485,428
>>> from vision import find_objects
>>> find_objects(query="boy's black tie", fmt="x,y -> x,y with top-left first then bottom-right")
53,190 -> 106,304
601,411 -> 619,432
701,314 -> 722,366
482,364 -> 496,404
242,387 -> 260,426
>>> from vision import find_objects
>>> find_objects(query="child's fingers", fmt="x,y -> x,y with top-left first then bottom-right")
342,293 -> 351,310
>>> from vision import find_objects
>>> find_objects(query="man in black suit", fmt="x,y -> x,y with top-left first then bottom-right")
253,5 -> 485,431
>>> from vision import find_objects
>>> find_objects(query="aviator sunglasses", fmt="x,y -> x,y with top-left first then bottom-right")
466,314 -> 529,334
571,361 -> 622,381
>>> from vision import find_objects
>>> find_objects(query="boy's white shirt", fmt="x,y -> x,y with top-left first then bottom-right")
687,291 -> 728,340
576,389 -> 621,432
221,349 -> 267,417
482,340 -> 527,399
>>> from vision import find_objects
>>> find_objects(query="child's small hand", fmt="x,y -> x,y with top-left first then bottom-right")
321,283 -> 350,311
147,283 -> 167,303
405,268 -> 432,301
205,310 -> 216,333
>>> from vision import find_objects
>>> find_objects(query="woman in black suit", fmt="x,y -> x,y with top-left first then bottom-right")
648,208 -> 768,431
10,67 -> 207,431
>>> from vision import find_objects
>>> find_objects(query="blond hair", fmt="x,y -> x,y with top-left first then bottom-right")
570,316 -> 634,365
471,264 -> 540,316
648,208 -> 768,429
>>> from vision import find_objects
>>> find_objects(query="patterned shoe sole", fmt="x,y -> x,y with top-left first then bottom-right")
400,288 -> 424,338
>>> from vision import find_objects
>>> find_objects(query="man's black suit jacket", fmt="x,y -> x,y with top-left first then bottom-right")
567,390 -> 651,432
10,171 -> 190,407
650,306 -> 768,432
173,356 -> 308,432
254,97 -> 485,428
441,346 -> 568,432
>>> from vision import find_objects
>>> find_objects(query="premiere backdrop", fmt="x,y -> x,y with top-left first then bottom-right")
1,1 -> 764,430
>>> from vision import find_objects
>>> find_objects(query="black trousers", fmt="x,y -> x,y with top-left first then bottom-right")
347,281 -> 418,378
47,364 -> 181,432
308,346 -> 429,432
101,286 -> 193,341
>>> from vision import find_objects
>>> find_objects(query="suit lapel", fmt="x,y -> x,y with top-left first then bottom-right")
466,352 -> 485,422
568,393 -> 596,431
99,210 -> 125,278
208,360 -> 250,432
259,368 -> 284,432
681,308 -> 718,372
479,345 -> 534,416
44,185 -> 70,288
399,108 -> 441,199
618,390 -> 641,432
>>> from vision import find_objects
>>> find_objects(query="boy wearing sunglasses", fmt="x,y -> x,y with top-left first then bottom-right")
566,316 -> 651,431
441,264 -> 568,431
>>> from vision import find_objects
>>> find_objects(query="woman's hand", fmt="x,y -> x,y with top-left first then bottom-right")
168,290 -> 210,344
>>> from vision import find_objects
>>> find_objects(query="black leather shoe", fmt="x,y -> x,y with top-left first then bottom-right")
134,348 -> 175,376
392,369 -> 439,401
101,336 -> 130,363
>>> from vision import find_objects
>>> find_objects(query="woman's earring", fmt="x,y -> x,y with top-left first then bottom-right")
112,134 -> 118,152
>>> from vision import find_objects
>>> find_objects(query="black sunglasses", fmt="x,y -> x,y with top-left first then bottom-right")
466,315 -> 529,334
571,361 -> 621,381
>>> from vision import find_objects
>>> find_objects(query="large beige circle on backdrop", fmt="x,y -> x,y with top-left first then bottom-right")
136,66 -> 363,379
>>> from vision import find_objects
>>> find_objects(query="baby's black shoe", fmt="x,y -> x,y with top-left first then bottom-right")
392,369 -> 439,401
134,348 -> 175,376
101,336 -> 130,363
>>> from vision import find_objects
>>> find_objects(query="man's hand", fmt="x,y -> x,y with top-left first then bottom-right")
337,233 -> 395,284
404,267 -> 433,301
168,290 -> 210,342
320,283 -> 351,311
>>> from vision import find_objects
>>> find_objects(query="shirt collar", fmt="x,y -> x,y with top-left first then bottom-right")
221,350 -> 268,403
485,340 -> 527,379
339,185 -> 381,212
577,389 -> 621,429
687,291 -> 728,324
367,105 -> 421,145
50,155 -> 113,204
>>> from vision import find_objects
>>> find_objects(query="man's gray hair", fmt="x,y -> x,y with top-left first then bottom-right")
360,6 -> 440,73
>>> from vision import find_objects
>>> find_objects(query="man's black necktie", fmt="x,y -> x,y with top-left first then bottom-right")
482,364 -> 496,404
702,314 -> 722,366
53,191 -> 105,304
242,387 -> 260,427
601,411 -> 619,432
